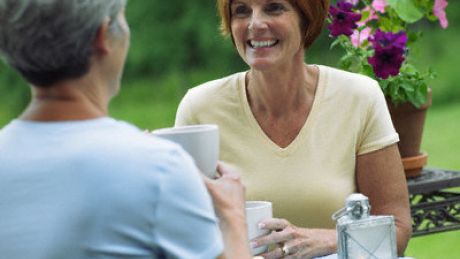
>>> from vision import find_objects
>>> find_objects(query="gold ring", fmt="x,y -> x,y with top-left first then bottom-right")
282,245 -> 290,256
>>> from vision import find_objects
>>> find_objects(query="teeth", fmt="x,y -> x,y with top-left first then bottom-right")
250,40 -> 277,48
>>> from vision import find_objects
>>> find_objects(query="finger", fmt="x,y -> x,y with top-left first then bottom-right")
217,161 -> 240,179
281,241 -> 301,259
201,173 -> 212,185
259,218 -> 290,231
201,174 -> 219,195
258,247 -> 284,259
252,229 -> 290,247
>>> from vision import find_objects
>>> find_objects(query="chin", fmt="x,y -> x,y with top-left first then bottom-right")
248,61 -> 278,71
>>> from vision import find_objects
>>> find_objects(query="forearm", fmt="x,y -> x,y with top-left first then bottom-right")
218,211 -> 252,259
395,219 -> 412,256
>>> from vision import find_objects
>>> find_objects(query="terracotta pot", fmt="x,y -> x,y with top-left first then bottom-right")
387,90 -> 432,178
402,152 -> 428,178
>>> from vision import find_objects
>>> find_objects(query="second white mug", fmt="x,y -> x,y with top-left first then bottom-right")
152,124 -> 219,178
246,201 -> 273,255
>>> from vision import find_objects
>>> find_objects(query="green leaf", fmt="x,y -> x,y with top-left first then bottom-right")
401,82 -> 416,92
387,0 -> 424,23
362,64 -> 374,78
360,10 -> 370,23
330,39 -> 341,49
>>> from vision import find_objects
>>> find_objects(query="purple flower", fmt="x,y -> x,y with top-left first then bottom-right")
371,29 -> 407,50
368,30 -> 408,79
328,1 -> 362,37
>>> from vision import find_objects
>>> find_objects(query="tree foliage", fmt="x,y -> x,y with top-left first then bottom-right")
124,0 -> 244,78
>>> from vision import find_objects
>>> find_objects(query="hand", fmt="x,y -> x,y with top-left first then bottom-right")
252,218 -> 336,259
202,161 -> 246,225
203,162 -> 252,259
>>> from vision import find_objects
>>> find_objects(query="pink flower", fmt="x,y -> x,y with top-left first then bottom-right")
351,27 -> 372,47
372,0 -> 388,13
433,0 -> 448,28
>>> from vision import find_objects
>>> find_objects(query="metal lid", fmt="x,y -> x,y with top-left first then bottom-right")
332,193 -> 371,221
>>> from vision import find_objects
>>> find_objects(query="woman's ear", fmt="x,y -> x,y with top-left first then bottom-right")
93,17 -> 111,55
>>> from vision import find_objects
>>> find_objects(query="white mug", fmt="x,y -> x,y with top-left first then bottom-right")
246,201 -> 273,255
152,124 -> 219,178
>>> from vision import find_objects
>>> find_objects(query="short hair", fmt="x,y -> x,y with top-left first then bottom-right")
0,0 -> 127,87
216,0 -> 330,49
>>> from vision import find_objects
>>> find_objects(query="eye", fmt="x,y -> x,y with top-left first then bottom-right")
264,2 -> 285,14
231,4 -> 251,17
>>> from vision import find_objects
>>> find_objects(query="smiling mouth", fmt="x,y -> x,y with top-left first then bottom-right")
247,40 -> 279,49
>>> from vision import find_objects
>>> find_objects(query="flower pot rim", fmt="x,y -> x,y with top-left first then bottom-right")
402,152 -> 428,170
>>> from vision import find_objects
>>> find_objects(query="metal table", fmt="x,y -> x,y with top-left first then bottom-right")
407,168 -> 460,237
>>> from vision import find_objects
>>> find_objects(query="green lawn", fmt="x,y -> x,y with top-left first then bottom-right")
1,77 -> 459,258
404,102 -> 460,259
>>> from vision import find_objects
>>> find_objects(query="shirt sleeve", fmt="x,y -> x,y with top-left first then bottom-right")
357,81 -> 399,155
175,91 -> 198,127
152,148 -> 223,259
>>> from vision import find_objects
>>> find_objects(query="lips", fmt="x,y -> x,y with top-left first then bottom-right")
247,40 -> 279,49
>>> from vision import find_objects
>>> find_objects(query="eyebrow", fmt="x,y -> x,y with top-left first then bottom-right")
230,0 -> 245,6
231,0 -> 286,6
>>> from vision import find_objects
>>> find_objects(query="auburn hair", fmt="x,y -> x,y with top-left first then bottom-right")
216,0 -> 330,49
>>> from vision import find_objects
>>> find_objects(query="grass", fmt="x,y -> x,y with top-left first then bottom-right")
109,69 -> 230,130
404,102 -> 460,259
1,73 -> 459,258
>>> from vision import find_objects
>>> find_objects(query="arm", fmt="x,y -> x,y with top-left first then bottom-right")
356,143 -> 412,256
203,162 -> 252,259
251,219 -> 336,259
249,145 -> 412,258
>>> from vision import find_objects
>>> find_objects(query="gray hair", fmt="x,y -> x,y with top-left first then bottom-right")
0,0 -> 127,86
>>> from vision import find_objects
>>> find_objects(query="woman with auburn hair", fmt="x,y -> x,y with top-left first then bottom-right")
0,0 -> 251,258
176,0 -> 412,257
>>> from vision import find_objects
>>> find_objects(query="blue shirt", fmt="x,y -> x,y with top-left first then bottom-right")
0,118 -> 223,259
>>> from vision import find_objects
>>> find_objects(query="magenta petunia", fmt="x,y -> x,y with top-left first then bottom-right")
368,46 -> 405,79
368,30 -> 407,79
433,0 -> 448,29
328,1 -> 362,37
371,30 -> 407,50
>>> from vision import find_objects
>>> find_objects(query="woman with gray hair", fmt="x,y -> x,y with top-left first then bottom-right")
0,1 -> 251,258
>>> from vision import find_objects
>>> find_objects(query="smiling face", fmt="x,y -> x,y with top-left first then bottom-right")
230,0 -> 305,71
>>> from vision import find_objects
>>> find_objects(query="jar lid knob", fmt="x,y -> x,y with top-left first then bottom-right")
332,193 -> 371,221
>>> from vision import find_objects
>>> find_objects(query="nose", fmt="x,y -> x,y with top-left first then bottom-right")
248,10 -> 268,31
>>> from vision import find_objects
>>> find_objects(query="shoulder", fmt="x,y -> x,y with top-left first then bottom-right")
319,65 -> 384,105
182,72 -> 243,107
176,72 -> 245,125
82,119 -> 199,180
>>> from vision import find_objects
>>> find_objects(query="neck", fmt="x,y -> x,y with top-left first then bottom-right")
20,74 -> 110,121
246,61 -> 317,117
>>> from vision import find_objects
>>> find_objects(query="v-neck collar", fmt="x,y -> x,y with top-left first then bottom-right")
237,65 -> 326,156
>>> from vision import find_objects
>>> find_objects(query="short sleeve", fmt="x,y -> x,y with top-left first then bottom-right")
357,82 -> 399,155
152,148 -> 223,258
175,91 -> 198,127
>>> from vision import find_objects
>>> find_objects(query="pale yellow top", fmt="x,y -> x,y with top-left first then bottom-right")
175,65 -> 399,228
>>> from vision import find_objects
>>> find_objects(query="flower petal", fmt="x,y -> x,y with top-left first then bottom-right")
433,0 -> 448,28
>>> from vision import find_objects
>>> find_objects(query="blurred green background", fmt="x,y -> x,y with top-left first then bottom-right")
0,1 -> 459,258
